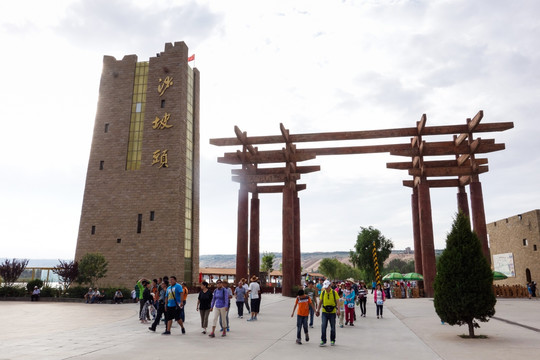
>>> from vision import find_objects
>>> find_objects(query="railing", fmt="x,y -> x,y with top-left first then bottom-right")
493,284 -> 530,298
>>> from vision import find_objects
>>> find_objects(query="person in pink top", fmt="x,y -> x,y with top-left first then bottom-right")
373,283 -> 386,319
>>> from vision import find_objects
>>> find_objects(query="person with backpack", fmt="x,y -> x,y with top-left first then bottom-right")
315,280 -> 340,347
163,276 -> 186,335
234,281 -> 246,319
291,289 -> 314,345
304,281 -> 318,328
208,279 -> 229,338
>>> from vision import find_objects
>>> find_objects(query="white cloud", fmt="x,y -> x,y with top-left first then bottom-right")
1,0 -> 539,259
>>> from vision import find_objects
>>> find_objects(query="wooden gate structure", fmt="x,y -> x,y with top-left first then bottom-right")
210,111 -> 513,297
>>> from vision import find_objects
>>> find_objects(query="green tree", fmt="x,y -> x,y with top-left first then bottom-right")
349,226 -> 393,282
77,253 -> 108,287
318,258 -> 339,280
260,252 -> 276,283
386,258 -> 415,274
53,260 -> 79,291
433,211 -> 496,338
0,258 -> 29,286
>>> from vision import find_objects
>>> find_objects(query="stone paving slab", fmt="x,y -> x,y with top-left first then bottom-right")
0,294 -> 539,359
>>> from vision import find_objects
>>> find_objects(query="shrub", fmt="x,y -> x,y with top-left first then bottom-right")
434,211 -> 496,337
40,286 -> 60,297
62,285 -> 89,298
53,260 -> 79,290
0,286 -> 27,297
26,279 -> 44,292
0,258 -> 29,286
76,253 -> 108,287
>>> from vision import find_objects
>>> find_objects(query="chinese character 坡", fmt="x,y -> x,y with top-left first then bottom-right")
152,112 -> 173,130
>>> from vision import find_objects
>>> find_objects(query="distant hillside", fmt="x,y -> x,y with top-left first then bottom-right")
200,250 -> 431,272
7,249 -> 442,273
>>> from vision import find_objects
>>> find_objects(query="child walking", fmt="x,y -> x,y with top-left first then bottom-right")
291,289 -> 313,344
337,284 -> 346,328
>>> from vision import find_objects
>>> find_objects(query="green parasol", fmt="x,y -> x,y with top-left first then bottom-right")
402,272 -> 424,281
493,271 -> 508,280
382,272 -> 403,281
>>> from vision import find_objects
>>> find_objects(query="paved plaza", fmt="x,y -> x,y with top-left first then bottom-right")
0,294 -> 539,359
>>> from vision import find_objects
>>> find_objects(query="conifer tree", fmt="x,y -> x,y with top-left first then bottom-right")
434,211 -> 496,337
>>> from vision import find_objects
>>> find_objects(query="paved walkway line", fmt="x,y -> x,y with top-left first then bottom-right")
492,316 -> 540,332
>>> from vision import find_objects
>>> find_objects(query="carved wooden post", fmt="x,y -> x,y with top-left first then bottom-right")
457,185 -> 470,219
470,181 -> 491,264
236,185 -> 249,283
282,182 -> 295,297
411,187 -> 423,275
418,181 -> 436,297
249,192 -> 260,281
294,192 -> 301,287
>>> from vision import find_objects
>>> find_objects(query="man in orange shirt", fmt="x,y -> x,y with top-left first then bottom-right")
291,289 -> 314,344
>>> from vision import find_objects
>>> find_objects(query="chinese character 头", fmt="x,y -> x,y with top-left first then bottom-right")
157,76 -> 173,96
152,112 -> 173,130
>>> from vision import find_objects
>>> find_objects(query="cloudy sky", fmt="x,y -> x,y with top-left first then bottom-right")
1,0 -> 539,260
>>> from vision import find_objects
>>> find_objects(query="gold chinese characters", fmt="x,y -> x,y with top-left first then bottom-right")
158,76 -> 173,96
152,149 -> 169,168
152,112 -> 173,130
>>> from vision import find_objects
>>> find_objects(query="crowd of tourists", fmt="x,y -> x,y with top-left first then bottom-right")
129,274 -> 405,346
133,275 -> 262,337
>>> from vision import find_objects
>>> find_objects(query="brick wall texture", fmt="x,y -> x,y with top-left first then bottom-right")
487,209 -> 540,285
75,42 -> 200,288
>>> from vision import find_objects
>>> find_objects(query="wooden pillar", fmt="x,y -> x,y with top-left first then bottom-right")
470,181 -> 491,265
457,185 -> 470,219
411,186 -> 422,275
282,183 -> 295,297
236,185 -> 249,283
293,193 -> 301,287
417,181 -> 436,297
249,193 -> 260,281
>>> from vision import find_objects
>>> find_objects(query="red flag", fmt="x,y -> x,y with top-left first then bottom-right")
188,54 -> 195,62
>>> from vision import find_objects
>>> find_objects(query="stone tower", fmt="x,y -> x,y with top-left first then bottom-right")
75,41 -> 199,287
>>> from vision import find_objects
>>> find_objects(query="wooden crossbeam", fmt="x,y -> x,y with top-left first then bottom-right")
408,165 -> 489,177
387,158 -> 488,170
256,184 -> 307,193
455,133 -> 468,146
210,121 -> 513,146
403,176 -> 473,188
232,173 -> 301,184
459,176 -> 472,186
417,114 -> 427,134
234,126 -> 258,155
231,165 -> 320,175
468,110 -> 484,132
220,140 -> 503,163
280,123 -> 290,143
218,152 -> 316,165
391,142 -> 505,157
